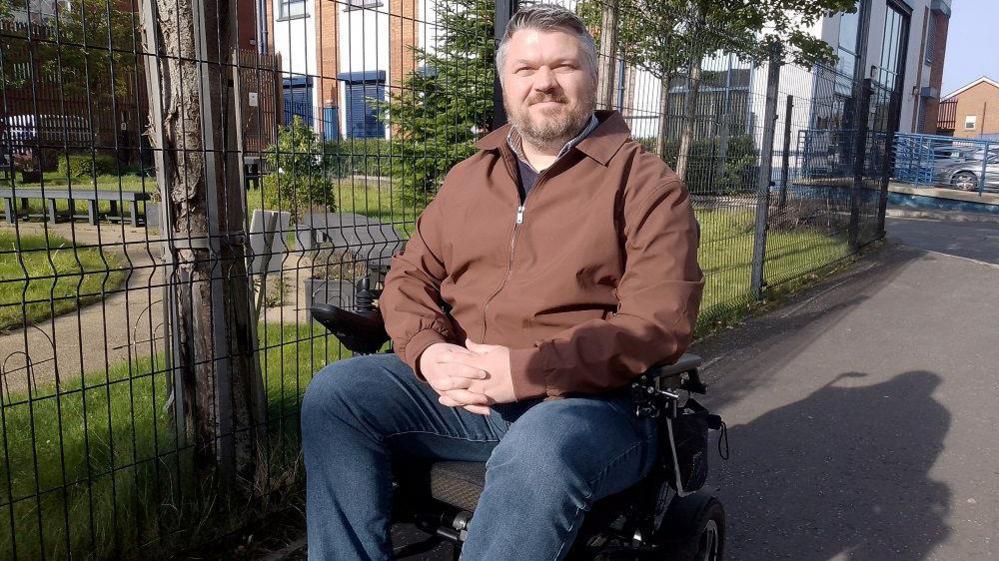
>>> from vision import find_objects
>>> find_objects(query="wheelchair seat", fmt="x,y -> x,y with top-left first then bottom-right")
430,461 -> 488,513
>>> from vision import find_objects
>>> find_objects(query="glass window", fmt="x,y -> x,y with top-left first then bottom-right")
279,0 -> 305,18
344,0 -> 383,11
965,115 -> 977,130
839,5 -> 860,51
877,3 -> 909,91
835,47 -> 855,96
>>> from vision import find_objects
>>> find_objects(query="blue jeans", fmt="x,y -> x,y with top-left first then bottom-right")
301,352 -> 660,561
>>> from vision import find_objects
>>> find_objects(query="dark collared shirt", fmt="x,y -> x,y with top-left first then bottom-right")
507,114 -> 599,201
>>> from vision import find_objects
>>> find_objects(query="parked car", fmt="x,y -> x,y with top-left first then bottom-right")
935,151 -> 999,192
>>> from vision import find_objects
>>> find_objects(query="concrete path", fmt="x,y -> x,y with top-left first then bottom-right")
0,223 -> 165,397
0,222 -> 319,397
695,217 -> 999,560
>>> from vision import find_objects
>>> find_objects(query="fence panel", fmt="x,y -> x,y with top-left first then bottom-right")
0,0 -> 898,558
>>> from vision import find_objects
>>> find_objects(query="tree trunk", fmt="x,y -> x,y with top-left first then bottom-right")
655,72 -> 672,158
596,0 -> 620,110
675,60 -> 701,181
141,0 -> 266,490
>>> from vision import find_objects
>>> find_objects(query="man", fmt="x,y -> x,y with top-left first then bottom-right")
301,4 -> 703,560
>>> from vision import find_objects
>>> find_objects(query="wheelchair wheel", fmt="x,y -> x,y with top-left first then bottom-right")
658,493 -> 725,561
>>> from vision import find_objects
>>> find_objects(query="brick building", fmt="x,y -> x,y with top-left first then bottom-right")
937,77 -> 999,138
267,0 -> 426,141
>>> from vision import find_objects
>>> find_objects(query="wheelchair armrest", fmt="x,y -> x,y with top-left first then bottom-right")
646,353 -> 702,378
641,353 -> 706,393
312,304 -> 390,355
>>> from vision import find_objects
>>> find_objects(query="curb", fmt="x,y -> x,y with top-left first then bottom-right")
886,207 -> 999,224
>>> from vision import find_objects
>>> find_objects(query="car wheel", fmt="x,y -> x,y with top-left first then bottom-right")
951,171 -> 979,191
658,494 -> 725,561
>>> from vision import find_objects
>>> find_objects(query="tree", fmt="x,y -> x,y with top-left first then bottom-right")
140,0 -> 266,492
264,115 -> 340,218
371,0 -> 495,205
578,0 -> 857,180
0,0 -> 138,98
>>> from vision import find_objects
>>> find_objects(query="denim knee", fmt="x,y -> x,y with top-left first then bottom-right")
301,357 -> 365,441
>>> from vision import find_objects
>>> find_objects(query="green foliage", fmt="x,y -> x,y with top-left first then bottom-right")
370,0 -> 494,205
0,0 -> 139,97
338,138 -> 395,177
639,134 -> 758,195
577,0 -> 855,71
263,116 -> 342,217
57,153 -> 117,178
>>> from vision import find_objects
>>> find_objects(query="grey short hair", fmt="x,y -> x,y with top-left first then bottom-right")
496,4 -> 598,83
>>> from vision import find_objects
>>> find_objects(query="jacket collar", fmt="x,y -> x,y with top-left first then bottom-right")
474,109 -> 631,166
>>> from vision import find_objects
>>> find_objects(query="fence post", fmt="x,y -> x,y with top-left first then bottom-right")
849,78 -> 872,251
750,43 -> 782,300
492,0 -> 517,130
777,94 -> 794,217
876,90 -> 902,238
980,141 -> 989,195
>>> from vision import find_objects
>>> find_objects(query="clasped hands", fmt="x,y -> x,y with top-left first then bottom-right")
417,338 -> 517,415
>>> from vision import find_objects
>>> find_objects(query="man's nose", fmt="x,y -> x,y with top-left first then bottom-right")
532,66 -> 559,93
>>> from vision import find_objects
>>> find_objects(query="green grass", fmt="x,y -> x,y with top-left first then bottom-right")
695,209 -> 851,331
0,206 -> 851,560
13,171 -> 153,193
0,230 -> 129,333
245,177 -> 421,237
0,321 -> 348,561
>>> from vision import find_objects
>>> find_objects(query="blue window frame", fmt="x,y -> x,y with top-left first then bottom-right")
338,71 -> 386,139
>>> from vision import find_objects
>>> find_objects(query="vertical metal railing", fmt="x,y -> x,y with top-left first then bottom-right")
0,1 -> 900,558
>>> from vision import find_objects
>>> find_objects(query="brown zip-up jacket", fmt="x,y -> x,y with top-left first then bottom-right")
380,109 -> 704,401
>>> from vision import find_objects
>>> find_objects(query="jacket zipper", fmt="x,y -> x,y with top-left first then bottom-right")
480,171 -> 550,341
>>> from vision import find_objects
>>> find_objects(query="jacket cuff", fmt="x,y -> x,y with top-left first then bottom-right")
509,345 -> 552,401
405,328 -> 450,380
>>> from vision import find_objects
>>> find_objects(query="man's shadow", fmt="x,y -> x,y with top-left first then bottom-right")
710,370 -> 951,561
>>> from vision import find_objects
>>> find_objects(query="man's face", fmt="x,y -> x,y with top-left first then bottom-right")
501,28 -> 596,148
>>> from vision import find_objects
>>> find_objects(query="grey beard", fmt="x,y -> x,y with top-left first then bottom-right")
513,107 -> 591,151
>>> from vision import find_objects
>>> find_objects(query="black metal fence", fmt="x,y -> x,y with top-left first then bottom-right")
0,0 -> 897,558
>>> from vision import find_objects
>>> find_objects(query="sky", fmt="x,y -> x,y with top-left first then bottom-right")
940,0 -> 999,96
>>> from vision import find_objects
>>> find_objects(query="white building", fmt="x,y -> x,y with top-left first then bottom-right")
265,0 -> 950,143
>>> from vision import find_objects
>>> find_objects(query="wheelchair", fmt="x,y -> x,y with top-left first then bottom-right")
311,277 -> 727,561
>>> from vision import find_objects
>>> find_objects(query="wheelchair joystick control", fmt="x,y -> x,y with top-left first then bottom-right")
354,277 -> 378,313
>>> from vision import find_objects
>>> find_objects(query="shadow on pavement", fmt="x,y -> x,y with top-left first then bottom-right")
714,370 -> 951,561
693,243 -> 925,413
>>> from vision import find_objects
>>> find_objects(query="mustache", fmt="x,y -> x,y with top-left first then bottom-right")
527,94 -> 568,105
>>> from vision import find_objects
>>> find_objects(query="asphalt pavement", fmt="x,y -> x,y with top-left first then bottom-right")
696,216 -> 999,560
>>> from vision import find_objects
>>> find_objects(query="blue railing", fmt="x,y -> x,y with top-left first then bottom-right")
893,132 -> 998,194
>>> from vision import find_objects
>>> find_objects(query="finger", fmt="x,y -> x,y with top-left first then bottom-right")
442,345 -> 478,357
441,388 -> 491,406
438,362 -> 488,379
429,375 -> 473,392
438,394 -> 462,407
465,338 -> 496,352
462,404 -> 492,416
